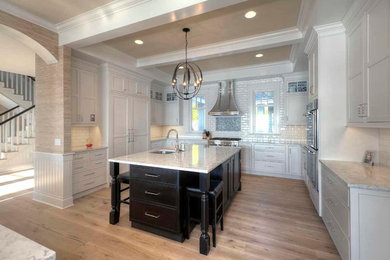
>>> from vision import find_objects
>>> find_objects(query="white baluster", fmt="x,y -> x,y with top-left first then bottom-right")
4,122 -> 8,152
16,115 -> 20,145
31,109 -> 35,138
10,118 -> 14,149
21,113 -> 25,142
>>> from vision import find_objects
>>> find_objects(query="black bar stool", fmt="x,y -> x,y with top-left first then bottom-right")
117,172 -> 130,207
186,179 -> 224,247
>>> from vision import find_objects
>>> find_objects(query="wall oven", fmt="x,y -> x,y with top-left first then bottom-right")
306,99 -> 318,191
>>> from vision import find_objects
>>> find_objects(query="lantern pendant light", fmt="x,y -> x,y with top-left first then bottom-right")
171,28 -> 203,100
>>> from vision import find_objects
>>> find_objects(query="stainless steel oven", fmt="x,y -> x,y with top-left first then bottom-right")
306,99 -> 318,151
306,99 -> 318,191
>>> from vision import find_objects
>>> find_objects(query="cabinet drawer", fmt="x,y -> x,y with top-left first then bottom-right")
322,166 -> 349,207
73,174 -> 106,194
72,161 -> 89,174
254,144 -> 285,152
73,167 -> 106,184
73,152 -> 88,162
322,203 -> 349,260
130,165 -> 177,185
90,150 -> 107,161
322,184 -> 349,236
254,161 -> 285,174
130,200 -> 178,232
254,151 -> 285,162
90,159 -> 106,169
131,180 -> 177,207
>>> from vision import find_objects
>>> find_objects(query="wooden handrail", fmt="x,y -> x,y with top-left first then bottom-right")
0,105 -> 35,126
0,106 -> 19,117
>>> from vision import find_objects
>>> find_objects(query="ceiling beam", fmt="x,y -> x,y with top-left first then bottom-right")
57,0 -> 246,48
136,27 -> 303,68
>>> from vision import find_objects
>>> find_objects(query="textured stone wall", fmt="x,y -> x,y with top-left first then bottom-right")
35,46 -> 71,153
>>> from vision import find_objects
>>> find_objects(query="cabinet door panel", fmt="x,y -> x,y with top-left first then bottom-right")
286,94 -> 307,125
348,74 -> 364,123
348,22 -> 364,78
112,75 -> 127,92
367,0 -> 389,66
133,98 -> 148,134
80,98 -> 96,123
133,135 -> 149,153
367,57 -> 390,122
79,70 -> 95,98
288,146 -> 301,176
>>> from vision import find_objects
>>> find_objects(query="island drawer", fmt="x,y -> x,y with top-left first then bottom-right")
130,165 -> 178,185
322,166 -> 349,207
130,201 -> 178,232
131,180 -> 177,207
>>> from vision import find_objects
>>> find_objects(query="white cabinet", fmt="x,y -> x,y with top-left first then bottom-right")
287,145 -> 301,176
164,101 -> 183,126
286,93 -> 307,125
151,100 -> 164,125
72,148 -> 107,198
109,69 -> 150,173
301,146 -> 307,182
72,60 -> 98,125
347,0 -> 390,125
308,45 -> 318,102
240,143 -> 252,172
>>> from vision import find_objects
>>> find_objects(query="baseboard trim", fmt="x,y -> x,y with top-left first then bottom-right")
73,183 -> 108,200
33,192 -> 73,209
242,171 -> 303,180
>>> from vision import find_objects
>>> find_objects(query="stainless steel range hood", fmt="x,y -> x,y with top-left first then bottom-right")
208,80 -> 240,116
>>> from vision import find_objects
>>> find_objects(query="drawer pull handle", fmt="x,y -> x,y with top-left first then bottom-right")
83,181 -> 94,186
85,173 -> 95,177
144,190 -> 160,196
74,166 -> 84,170
144,212 -> 160,219
145,173 -> 160,178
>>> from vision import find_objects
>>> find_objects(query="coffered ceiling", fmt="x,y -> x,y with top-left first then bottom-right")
157,45 -> 292,74
1,0 -> 116,24
104,0 -> 301,59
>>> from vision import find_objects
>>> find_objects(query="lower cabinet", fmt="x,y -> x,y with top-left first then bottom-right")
243,143 -> 302,179
72,148 -> 108,197
321,163 -> 390,260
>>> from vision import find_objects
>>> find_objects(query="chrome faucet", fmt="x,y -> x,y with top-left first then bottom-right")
166,129 -> 179,152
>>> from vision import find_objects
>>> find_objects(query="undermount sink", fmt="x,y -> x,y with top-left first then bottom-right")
150,149 -> 177,154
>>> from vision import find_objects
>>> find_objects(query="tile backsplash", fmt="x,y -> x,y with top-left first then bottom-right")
216,117 -> 241,132
379,129 -> 390,167
71,126 -> 102,147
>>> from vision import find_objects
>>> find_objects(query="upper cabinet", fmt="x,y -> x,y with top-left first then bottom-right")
347,0 -> 390,126
308,44 -> 318,102
150,87 -> 183,126
284,74 -> 308,125
72,59 -> 98,125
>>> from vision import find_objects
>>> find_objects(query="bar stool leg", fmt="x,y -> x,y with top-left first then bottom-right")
186,193 -> 191,239
212,224 -> 216,247
220,216 -> 224,231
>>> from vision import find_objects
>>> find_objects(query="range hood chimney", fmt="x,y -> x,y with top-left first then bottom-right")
208,80 -> 240,116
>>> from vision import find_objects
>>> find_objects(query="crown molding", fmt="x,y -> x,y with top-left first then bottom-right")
343,0 -> 371,32
202,61 -> 293,83
57,0 -> 246,47
304,28 -> 317,54
137,27 -> 303,68
297,0 -> 314,37
0,1 -> 56,32
56,0 -> 149,32
314,22 -> 345,38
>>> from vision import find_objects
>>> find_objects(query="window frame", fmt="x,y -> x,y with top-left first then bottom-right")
249,84 -> 280,134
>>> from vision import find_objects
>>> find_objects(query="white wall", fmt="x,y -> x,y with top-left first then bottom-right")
317,31 -> 379,162
0,31 -> 35,76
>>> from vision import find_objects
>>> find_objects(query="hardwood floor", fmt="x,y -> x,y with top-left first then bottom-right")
0,174 -> 340,259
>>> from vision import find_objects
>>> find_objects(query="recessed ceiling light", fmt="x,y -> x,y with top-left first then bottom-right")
134,39 -> 143,45
255,53 -> 264,58
245,11 -> 256,19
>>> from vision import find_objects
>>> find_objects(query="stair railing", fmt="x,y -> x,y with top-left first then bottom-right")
0,105 -> 35,156
0,71 -> 35,104
0,106 -> 20,122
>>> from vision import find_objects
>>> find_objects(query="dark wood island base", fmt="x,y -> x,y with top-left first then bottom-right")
109,149 -> 241,255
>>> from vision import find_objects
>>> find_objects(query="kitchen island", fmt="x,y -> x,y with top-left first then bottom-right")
108,144 -> 241,255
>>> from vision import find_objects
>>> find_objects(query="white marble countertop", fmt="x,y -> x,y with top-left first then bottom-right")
109,144 -> 241,173
321,160 -> 390,191
0,224 -> 56,260
71,146 -> 108,153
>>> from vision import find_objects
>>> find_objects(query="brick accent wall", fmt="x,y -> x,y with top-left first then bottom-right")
35,46 -> 72,153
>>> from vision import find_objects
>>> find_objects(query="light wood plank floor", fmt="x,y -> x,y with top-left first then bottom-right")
0,174 -> 340,259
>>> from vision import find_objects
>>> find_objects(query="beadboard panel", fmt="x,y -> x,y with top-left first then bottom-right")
33,152 -> 73,209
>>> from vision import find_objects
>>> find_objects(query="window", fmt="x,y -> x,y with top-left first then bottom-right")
191,96 -> 206,132
254,90 -> 277,133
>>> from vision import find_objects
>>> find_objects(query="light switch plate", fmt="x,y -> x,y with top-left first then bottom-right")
54,138 -> 61,146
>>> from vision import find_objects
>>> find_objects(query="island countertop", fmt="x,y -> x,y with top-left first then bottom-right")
109,144 -> 241,173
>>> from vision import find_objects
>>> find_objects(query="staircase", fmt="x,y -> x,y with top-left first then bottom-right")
0,71 -> 35,163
